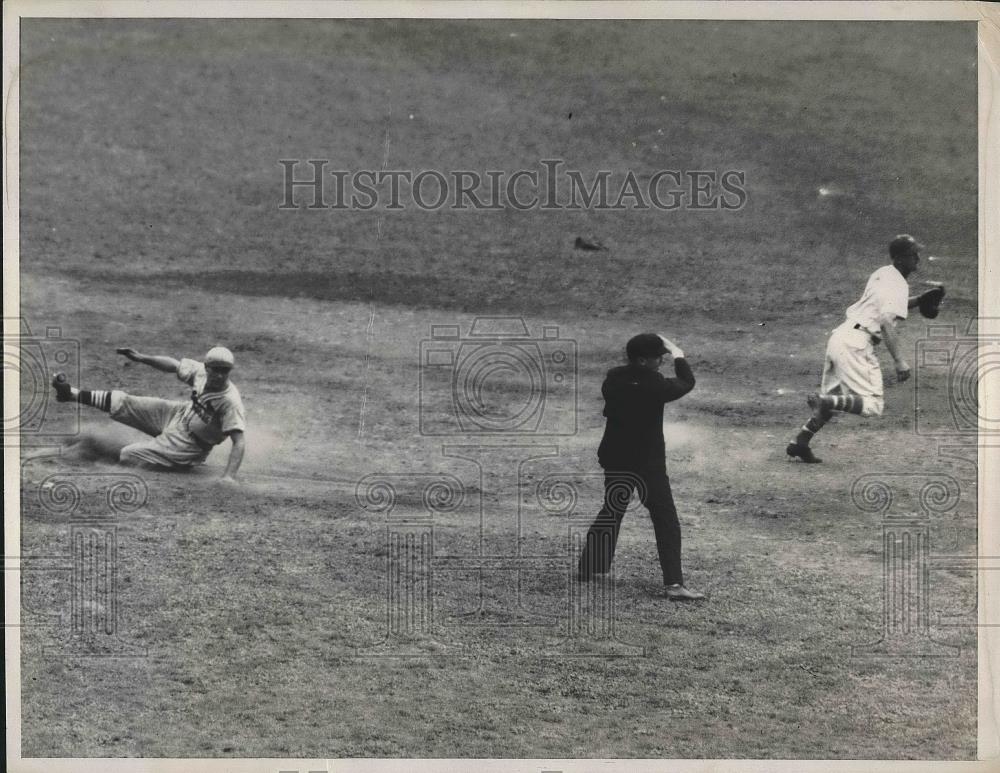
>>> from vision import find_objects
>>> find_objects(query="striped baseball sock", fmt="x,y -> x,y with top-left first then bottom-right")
795,414 -> 829,446
821,394 -> 865,415
78,390 -> 112,412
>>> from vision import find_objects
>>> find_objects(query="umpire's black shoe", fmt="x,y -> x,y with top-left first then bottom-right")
665,584 -> 706,601
51,372 -> 74,402
786,442 -> 822,464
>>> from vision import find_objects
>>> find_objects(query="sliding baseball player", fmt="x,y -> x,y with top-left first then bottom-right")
52,345 -> 247,482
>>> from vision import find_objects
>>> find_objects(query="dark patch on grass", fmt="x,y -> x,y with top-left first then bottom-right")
63,267 -> 530,314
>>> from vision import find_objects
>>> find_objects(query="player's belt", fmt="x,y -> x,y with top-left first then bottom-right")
853,323 -> 882,344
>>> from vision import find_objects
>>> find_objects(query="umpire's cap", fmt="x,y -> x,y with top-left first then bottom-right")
626,333 -> 668,361
889,234 -> 924,259
204,346 -> 235,369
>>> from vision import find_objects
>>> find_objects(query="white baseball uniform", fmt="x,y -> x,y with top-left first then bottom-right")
110,358 -> 246,468
819,264 -> 909,417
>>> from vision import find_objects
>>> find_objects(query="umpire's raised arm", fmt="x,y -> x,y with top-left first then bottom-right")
657,334 -> 695,402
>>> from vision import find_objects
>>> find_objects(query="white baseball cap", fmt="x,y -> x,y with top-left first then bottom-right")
204,346 -> 235,368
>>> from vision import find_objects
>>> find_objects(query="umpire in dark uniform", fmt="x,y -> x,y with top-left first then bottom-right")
578,332 -> 705,600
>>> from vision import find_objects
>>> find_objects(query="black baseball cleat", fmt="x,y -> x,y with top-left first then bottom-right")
51,372 -> 74,402
786,442 -> 822,464
665,584 -> 706,601
574,236 -> 606,251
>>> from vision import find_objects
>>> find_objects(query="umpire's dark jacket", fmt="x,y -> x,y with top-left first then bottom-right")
597,358 -> 695,471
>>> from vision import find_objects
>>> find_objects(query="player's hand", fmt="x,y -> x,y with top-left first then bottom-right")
658,335 -> 685,360
895,361 -> 911,383
115,347 -> 140,362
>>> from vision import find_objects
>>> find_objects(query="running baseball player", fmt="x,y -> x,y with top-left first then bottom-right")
786,235 -> 943,463
51,346 -> 247,482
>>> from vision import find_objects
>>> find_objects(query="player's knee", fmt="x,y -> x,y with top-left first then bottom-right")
861,396 -> 884,417
108,389 -> 127,415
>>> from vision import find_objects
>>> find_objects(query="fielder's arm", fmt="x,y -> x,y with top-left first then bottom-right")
116,348 -> 180,374
879,318 -> 910,382
220,430 -> 246,482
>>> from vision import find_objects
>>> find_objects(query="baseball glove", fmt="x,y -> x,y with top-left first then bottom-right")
917,286 -> 946,319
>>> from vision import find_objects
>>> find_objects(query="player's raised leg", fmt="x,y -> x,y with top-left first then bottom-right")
52,372 -> 112,411
809,391 -> 880,417
52,372 -> 179,437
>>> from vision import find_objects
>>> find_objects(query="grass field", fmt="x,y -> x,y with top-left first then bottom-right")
16,19 -> 979,759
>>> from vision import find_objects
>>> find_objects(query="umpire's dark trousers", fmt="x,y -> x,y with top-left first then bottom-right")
577,465 -> 683,586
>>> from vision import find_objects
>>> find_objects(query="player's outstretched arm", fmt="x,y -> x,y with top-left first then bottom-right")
879,320 -> 910,383
219,430 -> 246,483
116,348 -> 180,374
